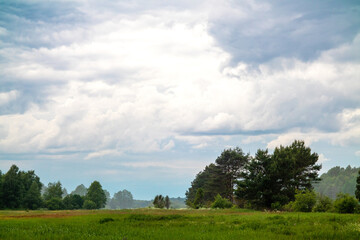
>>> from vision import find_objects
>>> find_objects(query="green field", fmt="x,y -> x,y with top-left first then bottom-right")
0,209 -> 359,239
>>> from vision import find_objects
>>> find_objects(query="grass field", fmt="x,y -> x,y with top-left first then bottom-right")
0,208 -> 359,239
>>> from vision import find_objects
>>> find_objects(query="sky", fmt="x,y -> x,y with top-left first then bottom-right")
0,0 -> 359,200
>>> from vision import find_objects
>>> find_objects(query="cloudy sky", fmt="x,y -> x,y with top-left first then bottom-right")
0,0 -> 359,199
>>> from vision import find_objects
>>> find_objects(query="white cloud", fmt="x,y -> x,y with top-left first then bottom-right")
85,149 -> 122,160
0,3 -> 359,156
0,90 -> 19,106
318,153 -> 330,164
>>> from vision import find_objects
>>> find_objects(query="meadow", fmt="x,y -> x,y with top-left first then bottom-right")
0,208 -> 359,239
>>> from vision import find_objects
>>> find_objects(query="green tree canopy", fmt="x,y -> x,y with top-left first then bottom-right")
43,181 -> 63,201
110,189 -> 134,209
86,181 -> 107,209
1,165 -> 42,209
236,140 -> 321,209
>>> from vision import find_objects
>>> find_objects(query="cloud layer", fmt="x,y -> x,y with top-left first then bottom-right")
0,0 -> 359,198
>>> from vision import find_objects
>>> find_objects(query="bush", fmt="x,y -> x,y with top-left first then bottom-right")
334,193 -> 358,213
313,195 -> 333,212
83,200 -> 97,209
45,198 -> 64,210
292,190 -> 316,212
211,194 -> 232,209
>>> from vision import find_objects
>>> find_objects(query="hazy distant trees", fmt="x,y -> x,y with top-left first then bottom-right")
71,184 -> 88,196
110,189 -> 134,209
314,166 -> 360,199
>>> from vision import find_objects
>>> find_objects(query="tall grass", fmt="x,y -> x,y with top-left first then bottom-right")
0,209 -> 359,239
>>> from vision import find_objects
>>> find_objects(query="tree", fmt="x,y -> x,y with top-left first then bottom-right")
237,149 -> 274,208
86,181 -> 107,209
43,181 -> 63,201
63,194 -> 84,209
334,193 -> 358,213
313,195 -> 333,212
193,188 -> 204,209
46,198 -> 64,210
0,170 -> 3,209
23,182 -> 43,210
236,140 -> 321,209
356,170 -> 360,202
2,165 -> 23,209
215,147 -> 249,201
165,195 -> 171,209
291,190 -> 316,212
110,190 -> 134,209
153,195 -> 165,208
71,184 -> 88,196
211,194 -> 233,209
83,200 -> 97,209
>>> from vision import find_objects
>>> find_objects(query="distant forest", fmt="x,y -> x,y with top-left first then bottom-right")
0,165 -> 185,210
314,166 -> 360,199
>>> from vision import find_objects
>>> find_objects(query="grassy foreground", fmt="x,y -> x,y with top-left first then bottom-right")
0,208 -> 359,239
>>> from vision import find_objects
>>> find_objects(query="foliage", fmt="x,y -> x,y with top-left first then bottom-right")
109,189 -> 134,209
186,148 -> 249,207
45,198 -> 64,210
193,188 -> 204,209
356,170 -> 360,202
313,194 -> 333,212
63,194 -> 84,210
237,140 -> 321,209
1,165 -> 42,209
43,182 -> 63,201
83,200 -> 97,209
211,194 -> 233,209
334,193 -> 359,213
86,181 -> 107,209
215,147 -> 249,200
71,184 -> 88,196
153,195 -> 165,208
23,182 -> 43,210
165,195 -> 171,209
291,190 -> 316,212
314,166 -> 359,199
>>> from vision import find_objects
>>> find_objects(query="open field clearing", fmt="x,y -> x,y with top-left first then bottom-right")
0,209 -> 360,239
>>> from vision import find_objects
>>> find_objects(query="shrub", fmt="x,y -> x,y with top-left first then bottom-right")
45,198 -> 64,210
193,188 -> 204,209
292,190 -> 316,212
334,193 -> 358,213
313,195 -> 333,212
99,217 -> 114,224
211,194 -> 232,209
271,202 -> 282,211
83,200 -> 97,209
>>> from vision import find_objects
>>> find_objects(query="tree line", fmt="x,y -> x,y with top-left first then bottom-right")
314,165 -> 360,199
0,164 -> 107,210
186,140 -> 360,212
0,165 -> 177,210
